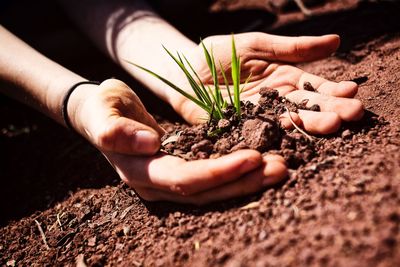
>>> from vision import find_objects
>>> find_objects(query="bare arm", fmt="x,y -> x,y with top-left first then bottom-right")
59,0 -> 363,133
58,0 -> 196,103
0,25 -> 87,125
0,25 -> 285,205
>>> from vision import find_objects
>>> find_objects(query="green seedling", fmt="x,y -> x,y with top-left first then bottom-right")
127,35 -> 249,121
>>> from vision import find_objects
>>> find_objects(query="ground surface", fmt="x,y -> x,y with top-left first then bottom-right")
1,1 -> 400,266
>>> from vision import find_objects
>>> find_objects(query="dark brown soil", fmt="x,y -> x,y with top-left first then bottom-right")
1,1 -> 400,267
162,88 -> 316,168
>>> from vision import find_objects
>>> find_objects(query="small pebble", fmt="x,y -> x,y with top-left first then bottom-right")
303,81 -> 316,92
341,129 -> 352,139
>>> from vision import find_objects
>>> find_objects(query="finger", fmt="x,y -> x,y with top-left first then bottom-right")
255,33 -> 340,63
298,71 -> 358,98
261,65 -> 358,98
109,150 -> 263,196
285,90 -> 364,121
297,110 -> 341,134
279,111 -> 302,130
100,79 -> 165,136
135,154 -> 287,205
94,115 -> 161,155
83,79 -> 165,155
279,109 -> 341,134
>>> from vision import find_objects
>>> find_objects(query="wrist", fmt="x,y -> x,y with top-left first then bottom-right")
66,82 -> 100,138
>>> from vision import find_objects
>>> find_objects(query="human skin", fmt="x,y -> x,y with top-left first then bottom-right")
57,0 -> 364,204
59,0 -> 363,134
0,26 -> 286,205
1,0 -> 364,204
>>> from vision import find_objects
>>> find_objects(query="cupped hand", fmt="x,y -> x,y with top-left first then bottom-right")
67,78 -> 287,204
105,150 -> 286,205
69,79 -> 164,155
169,33 -> 364,134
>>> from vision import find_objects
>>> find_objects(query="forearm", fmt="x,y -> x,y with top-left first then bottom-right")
59,0 -> 197,103
0,25 -> 86,126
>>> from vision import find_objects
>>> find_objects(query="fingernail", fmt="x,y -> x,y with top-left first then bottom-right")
134,130 -> 159,153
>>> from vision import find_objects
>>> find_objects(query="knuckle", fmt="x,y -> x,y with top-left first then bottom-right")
167,174 -> 195,196
95,123 -> 116,150
100,78 -> 127,89
169,182 -> 191,196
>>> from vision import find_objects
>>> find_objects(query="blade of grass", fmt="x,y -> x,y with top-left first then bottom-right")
176,52 -> 211,105
201,42 -> 223,110
162,46 -> 210,106
240,73 -> 252,93
231,36 -> 241,117
219,61 -> 234,106
127,35 -> 244,122
126,60 -> 211,113
206,85 -> 224,119
210,50 -> 224,107
182,54 -> 213,105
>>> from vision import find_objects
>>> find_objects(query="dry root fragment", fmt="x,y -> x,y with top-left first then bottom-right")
284,106 -> 315,142
34,219 -> 50,250
240,201 -> 261,210
294,0 -> 313,16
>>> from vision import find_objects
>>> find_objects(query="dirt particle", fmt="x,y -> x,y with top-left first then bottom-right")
191,140 -> 213,155
217,119 -> 231,129
87,236 -> 96,247
342,129 -> 352,139
303,81 -> 317,92
388,212 -> 400,223
242,118 -> 279,151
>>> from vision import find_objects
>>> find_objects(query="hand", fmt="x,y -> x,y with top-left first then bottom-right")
105,150 -> 286,205
168,33 -> 364,134
68,79 -> 288,204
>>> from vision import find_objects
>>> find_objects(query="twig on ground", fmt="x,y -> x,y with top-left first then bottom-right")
240,201 -> 261,210
284,106 -> 315,142
34,219 -> 50,250
56,231 -> 76,247
293,0 -> 313,16
57,213 -> 64,231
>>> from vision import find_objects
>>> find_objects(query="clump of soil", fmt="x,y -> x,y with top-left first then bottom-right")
162,87 -> 318,168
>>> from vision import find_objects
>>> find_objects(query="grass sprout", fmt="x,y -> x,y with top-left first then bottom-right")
127,35 -> 247,121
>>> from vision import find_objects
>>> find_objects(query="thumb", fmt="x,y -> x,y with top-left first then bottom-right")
93,115 -> 162,156
258,33 -> 340,63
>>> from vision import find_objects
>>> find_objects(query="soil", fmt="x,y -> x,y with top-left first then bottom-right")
162,87 -> 317,167
1,0 -> 400,267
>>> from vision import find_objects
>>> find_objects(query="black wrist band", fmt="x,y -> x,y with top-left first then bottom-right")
61,80 -> 100,131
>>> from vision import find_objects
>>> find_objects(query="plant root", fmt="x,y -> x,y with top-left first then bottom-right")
284,106 -> 315,142
57,213 -> 64,231
293,0 -> 313,16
